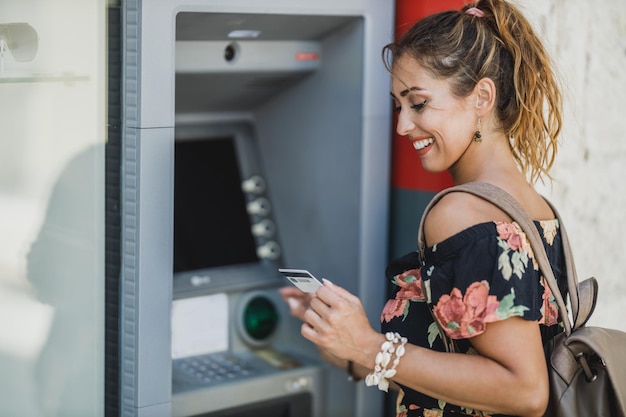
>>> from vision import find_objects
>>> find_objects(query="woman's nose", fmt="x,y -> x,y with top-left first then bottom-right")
395,110 -> 416,137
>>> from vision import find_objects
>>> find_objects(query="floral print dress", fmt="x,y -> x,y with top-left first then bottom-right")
380,220 -> 567,417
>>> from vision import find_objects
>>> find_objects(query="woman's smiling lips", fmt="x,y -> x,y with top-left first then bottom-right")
410,136 -> 434,155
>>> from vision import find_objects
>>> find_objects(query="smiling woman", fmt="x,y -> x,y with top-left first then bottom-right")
280,1 -> 571,416
376,5 -> 566,415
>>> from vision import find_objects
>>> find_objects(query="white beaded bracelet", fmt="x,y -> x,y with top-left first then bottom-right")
364,332 -> 407,392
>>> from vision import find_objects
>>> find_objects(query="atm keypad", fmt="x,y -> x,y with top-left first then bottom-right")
177,352 -> 257,385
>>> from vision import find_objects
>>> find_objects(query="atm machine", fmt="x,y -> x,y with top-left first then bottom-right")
119,1 -> 393,417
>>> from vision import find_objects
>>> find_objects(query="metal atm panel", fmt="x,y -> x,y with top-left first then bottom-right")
169,121 -> 325,416
120,2 -> 393,417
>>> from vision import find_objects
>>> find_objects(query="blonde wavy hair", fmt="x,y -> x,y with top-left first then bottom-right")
383,0 -> 563,184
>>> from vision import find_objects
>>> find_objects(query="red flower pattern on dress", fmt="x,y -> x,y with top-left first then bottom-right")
433,281 -> 500,339
381,298 -> 408,323
496,221 -> 537,270
381,268 -> 425,323
539,277 -> 559,326
394,268 -> 426,300
496,221 -> 525,251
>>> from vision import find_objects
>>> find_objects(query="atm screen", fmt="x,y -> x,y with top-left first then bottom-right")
173,137 -> 259,272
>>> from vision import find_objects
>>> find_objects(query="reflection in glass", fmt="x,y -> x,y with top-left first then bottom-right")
0,1 -> 105,416
27,145 -> 104,416
0,22 -> 39,64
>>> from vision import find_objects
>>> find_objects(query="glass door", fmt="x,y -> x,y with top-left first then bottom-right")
0,1 -> 108,416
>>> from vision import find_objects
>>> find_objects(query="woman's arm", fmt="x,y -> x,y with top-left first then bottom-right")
304,280 -> 548,417
284,191 -> 551,416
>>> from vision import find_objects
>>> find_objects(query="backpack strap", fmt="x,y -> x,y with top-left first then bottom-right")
417,182 -> 593,335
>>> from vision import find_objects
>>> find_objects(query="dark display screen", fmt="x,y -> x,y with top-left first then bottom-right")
173,137 -> 258,272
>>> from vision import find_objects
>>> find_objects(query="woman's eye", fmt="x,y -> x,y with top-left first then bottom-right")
410,100 -> 427,112
392,99 -> 426,113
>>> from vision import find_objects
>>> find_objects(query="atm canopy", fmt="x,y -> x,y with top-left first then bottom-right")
176,13 -> 355,41
175,12 -> 361,114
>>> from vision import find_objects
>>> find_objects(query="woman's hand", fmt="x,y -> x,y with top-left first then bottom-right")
300,279 -> 380,363
279,283 -> 376,379
278,285 -> 315,322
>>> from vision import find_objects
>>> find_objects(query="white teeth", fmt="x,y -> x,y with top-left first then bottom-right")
413,138 -> 434,150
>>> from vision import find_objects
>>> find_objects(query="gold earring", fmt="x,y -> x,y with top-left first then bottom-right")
473,118 -> 482,143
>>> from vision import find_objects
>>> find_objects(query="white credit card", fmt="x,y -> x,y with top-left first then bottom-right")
278,268 -> 323,293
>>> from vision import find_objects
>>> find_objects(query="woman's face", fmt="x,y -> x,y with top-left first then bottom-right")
391,54 -> 478,174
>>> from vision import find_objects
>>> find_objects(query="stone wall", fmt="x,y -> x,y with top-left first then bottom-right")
516,0 -> 626,330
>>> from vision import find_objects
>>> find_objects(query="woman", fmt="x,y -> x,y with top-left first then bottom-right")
279,1 -> 566,416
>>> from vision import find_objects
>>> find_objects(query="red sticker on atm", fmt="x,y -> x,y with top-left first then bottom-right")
295,52 -> 320,61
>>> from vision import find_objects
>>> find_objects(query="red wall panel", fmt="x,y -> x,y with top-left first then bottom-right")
391,0 -> 464,192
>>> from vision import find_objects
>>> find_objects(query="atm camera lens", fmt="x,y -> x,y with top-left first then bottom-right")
224,43 -> 237,62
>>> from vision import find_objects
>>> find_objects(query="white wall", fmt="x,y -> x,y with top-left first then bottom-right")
516,1 -> 626,331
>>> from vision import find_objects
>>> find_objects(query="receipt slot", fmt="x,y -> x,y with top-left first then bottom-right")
119,1 -> 393,417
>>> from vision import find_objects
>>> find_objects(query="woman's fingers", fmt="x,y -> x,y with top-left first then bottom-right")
317,279 -> 362,307
282,279 -> 375,361
278,285 -> 304,300
278,286 -> 314,321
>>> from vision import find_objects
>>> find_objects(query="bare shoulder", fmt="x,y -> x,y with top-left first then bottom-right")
423,192 -> 511,247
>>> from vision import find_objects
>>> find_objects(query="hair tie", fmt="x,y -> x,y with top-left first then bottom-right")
465,7 -> 485,18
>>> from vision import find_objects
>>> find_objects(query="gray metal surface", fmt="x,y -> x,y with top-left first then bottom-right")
120,1 -> 393,416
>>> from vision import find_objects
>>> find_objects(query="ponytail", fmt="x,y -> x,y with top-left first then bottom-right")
383,0 -> 562,183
